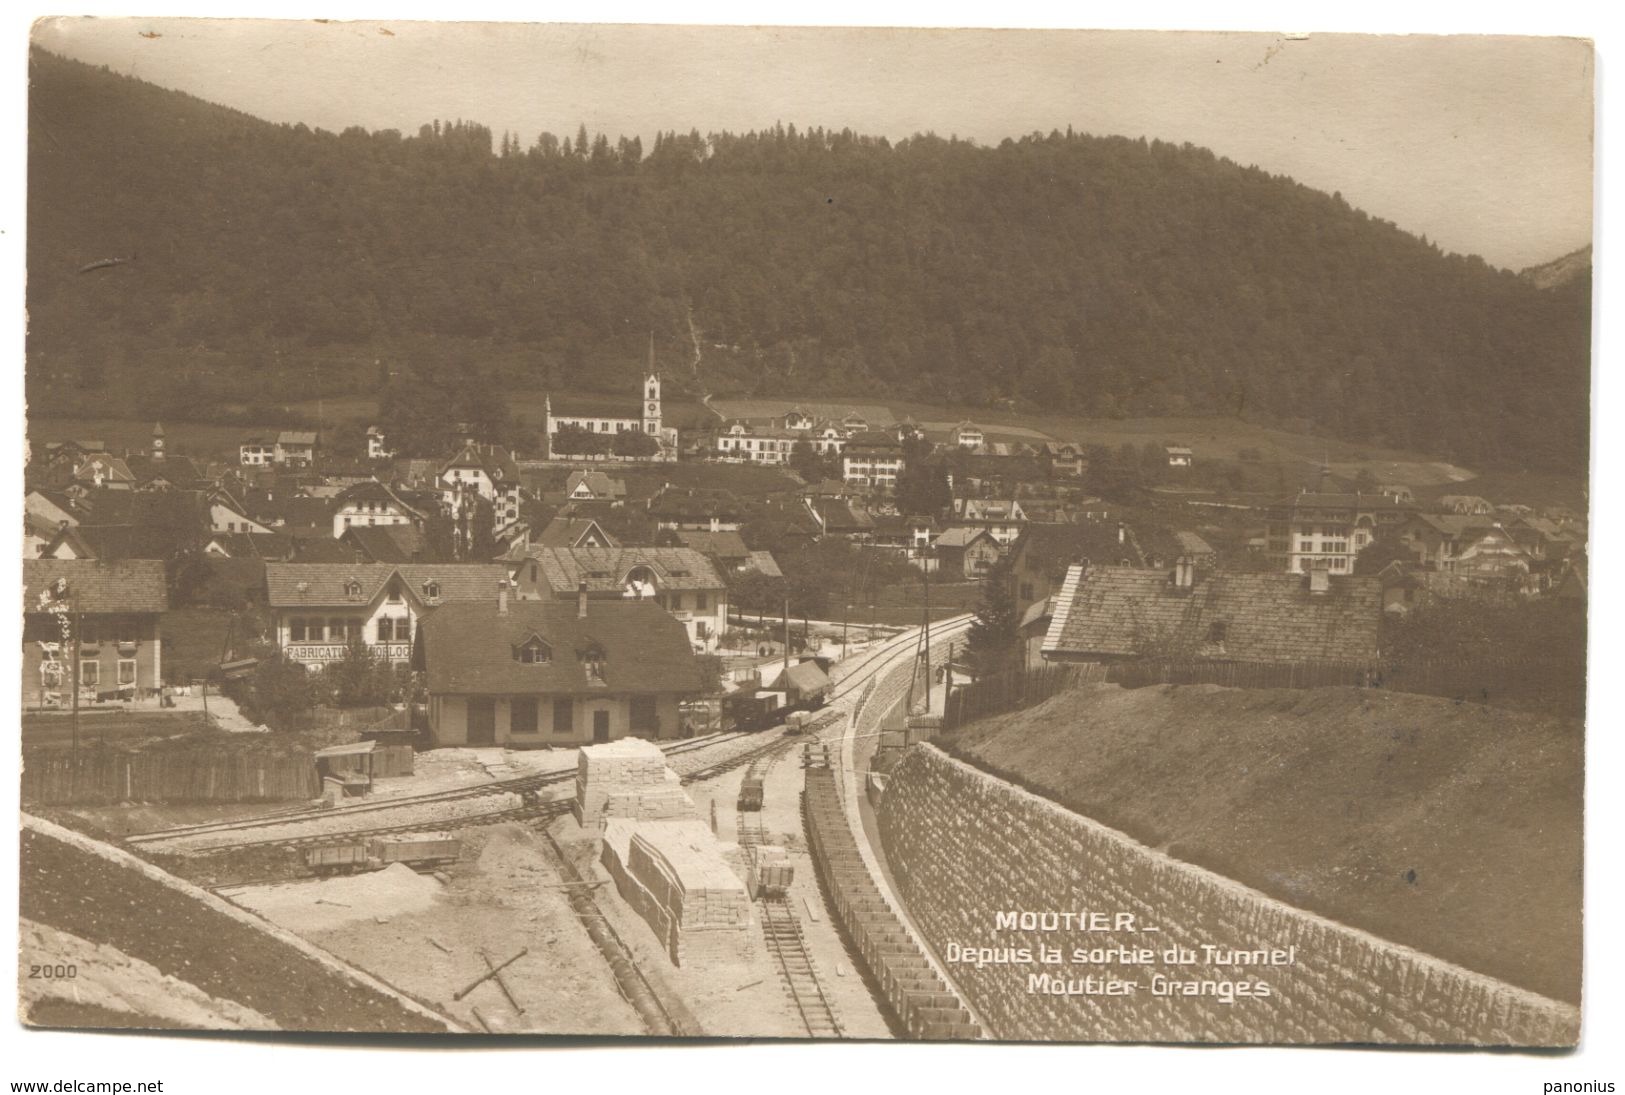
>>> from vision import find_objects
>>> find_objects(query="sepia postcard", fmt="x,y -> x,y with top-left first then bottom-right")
14,18 -> 1592,1050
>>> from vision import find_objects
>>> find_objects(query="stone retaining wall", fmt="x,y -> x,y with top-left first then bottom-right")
876,745 -> 1579,1045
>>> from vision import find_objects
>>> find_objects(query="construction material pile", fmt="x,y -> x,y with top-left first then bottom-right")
574,739 -> 695,829
602,818 -> 752,967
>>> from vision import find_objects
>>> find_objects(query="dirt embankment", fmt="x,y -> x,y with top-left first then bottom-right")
939,683 -> 1583,1003
19,824 -> 453,1032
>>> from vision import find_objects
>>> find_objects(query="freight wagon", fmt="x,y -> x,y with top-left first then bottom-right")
304,834 -> 462,875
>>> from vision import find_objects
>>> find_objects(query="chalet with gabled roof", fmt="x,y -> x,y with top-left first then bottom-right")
506,546 -> 728,652
415,594 -> 702,747
264,562 -> 507,668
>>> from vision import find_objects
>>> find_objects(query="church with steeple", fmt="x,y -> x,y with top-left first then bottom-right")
542,340 -> 677,461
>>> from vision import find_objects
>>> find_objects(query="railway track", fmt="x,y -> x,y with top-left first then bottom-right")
129,731 -> 752,847
180,797 -> 578,856
827,614 -> 974,705
760,895 -> 843,1038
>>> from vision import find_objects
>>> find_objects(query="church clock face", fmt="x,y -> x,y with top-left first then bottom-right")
646,402 -> 658,417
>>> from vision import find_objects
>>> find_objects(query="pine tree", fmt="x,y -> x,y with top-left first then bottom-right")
964,558 -> 1022,676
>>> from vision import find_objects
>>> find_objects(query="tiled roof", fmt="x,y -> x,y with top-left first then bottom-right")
1175,531 -> 1216,557
674,529 -> 750,559
648,487 -> 747,521
814,498 -> 874,532
565,471 -> 627,499
1043,565 -> 1382,664
525,547 -> 726,595
419,599 -> 702,695
533,517 -> 618,549
933,526 -> 995,549
23,559 -> 168,614
265,562 -> 507,608
745,551 -> 783,578
277,430 -> 318,446
339,524 -> 423,563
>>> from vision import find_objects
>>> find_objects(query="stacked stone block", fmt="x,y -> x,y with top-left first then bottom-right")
575,739 -> 695,829
602,818 -> 752,966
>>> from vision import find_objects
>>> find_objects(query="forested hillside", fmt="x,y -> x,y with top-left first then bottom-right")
27,49 -> 1590,471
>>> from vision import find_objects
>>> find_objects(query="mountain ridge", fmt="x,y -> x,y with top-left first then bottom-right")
26,48 -> 1592,473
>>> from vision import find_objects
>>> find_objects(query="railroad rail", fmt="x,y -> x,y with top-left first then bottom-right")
760,895 -> 843,1038
178,798 -> 576,856
129,731 -> 753,846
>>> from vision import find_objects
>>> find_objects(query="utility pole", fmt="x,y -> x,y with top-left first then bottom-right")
70,609 -> 81,760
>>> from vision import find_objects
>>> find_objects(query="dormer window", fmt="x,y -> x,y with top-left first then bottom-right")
422,580 -> 441,601
580,642 -> 607,683
514,636 -> 552,664
343,579 -> 363,600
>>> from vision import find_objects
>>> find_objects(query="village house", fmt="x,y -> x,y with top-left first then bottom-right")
1396,515 -> 1533,585
22,559 -> 168,709
1041,561 -> 1383,666
414,588 -> 702,747
673,529 -> 752,572
331,479 -> 431,539
1438,494 -> 1496,516
953,421 -> 985,450
506,546 -> 729,652
439,440 -> 522,538
648,486 -> 746,532
713,420 -> 801,464
239,434 -> 277,466
932,527 -> 1002,579
1264,490 -> 1417,575
954,497 -> 1028,547
366,426 -> 393,461
529,516 -> 619,550
1041,441 -> 1088,479
264,562 -> 508,669
842,431 -> 906,491
564,470 -> 628,503
73,452 -> 137,490
276,430 -> 318,468
1006,521 -> 1140,666
871,514 -> 939,569
337,524 -> 425,563
1164,445 -> 1194,468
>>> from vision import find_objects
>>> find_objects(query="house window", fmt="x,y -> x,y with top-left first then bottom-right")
344,579 -> 363,598
79,660 -> 100,687
290,618 -> 307,643
1206,621 -> 1227,644
630,695 -> 658,733
515,638 -> 551,664
117,659 -> 137,686
553,697 -> 574,735
581,644 -> 606,683
329,618 -> 350,642
512,697 -> 540,735
423,581 -> 441,600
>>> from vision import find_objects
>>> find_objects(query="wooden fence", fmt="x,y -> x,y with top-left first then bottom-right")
943,665 -> 1108,730
943,654 -> 1585,730
22,748 -> 321,806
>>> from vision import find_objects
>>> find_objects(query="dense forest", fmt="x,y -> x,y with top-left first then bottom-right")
27,49 -> 1591,471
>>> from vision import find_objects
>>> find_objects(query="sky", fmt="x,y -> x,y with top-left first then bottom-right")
29,16 -> 1594,272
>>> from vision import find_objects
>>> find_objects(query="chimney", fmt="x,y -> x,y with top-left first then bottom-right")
1308,562 -> 1331,595
577,579 -> 589,618
1172,556 -> 1194,592
497,578 -> 509,616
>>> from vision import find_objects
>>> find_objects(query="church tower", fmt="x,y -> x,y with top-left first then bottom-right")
151,422 -> 166,461
642,337 -> 662,435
